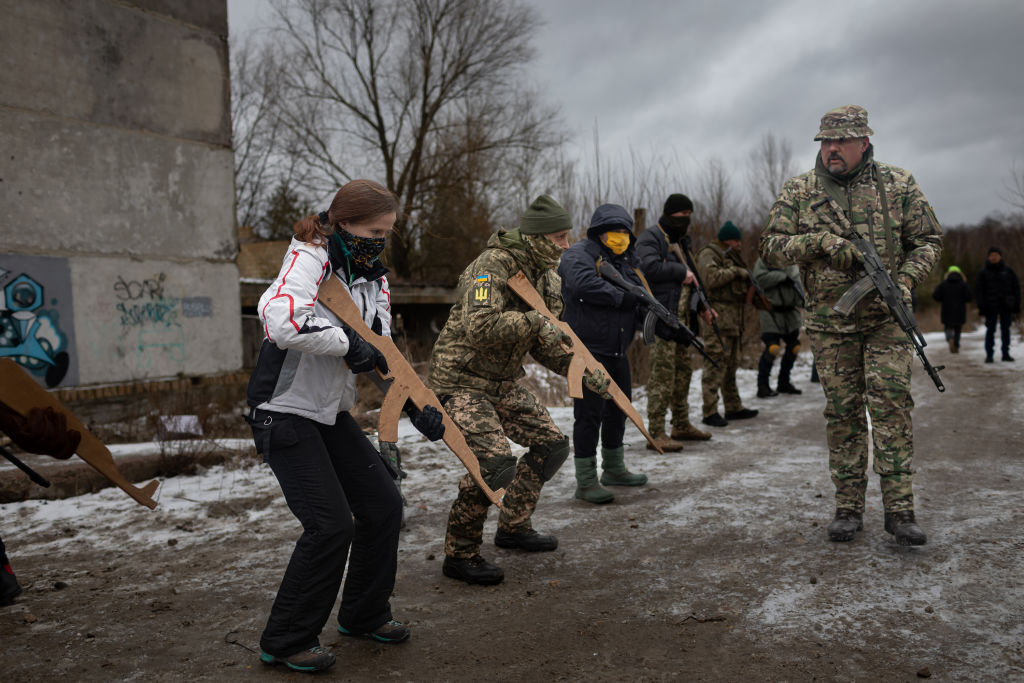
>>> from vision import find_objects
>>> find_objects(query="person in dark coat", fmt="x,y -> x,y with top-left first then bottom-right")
559,204 -> 650,504
975,247 -> 1020,362
931,265 -> 972,353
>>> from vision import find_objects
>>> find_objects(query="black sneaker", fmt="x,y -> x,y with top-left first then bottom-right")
777,382 -> 802,395
702,413 -> 728,427
757,385 -> 779,398
494,528 -> 558,552
827,508 -> 863,542
1003,354 -> 1015,362
884,510 -> 927,546
260,646 -> 335,673
0,564 -> 22,606
724,408 -> 759,420
442,554 -> 504,585
338,619 -> 410,644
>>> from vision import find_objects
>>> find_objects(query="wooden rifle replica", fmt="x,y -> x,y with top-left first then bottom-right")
505,271 -> 663,454
316,276 -> 506,509
0,358 -> 160,508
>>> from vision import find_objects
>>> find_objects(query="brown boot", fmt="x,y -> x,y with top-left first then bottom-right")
646,433 -> 684,452
671,423 -> 712,441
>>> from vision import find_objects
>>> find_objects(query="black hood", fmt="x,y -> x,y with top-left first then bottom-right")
586,203 -> 636,248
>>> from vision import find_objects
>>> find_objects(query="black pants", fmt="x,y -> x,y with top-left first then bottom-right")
253,410 -> 403,657
758,330 -> 800,387
572,353 -> 631,459
944,325 -> 963,349
984,311 -> 1013,357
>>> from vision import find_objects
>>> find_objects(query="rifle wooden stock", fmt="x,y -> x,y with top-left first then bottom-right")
506,272 -> 663,454
0,358 -> 159,509
317,277 -> 506,508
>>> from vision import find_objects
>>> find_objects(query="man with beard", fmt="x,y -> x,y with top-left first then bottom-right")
760,105 -> 942,546
429,195 -> 611,585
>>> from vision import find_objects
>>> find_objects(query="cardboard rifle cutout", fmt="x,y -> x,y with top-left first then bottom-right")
316,276 -> 506,509
505,271 -> 663,454
0,358 -> 160,509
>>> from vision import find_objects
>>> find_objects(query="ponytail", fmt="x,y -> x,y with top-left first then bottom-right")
293,214 -> 332,245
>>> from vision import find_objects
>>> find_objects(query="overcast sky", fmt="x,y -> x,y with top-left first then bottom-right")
228,0 -> 1024,226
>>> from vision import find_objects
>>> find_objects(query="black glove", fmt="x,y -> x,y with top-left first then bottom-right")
618,290 -> 639,310
404,401 -> 445,441
0,404 -> 80,459
343,326 -> 388,374
654,320 -> 694,345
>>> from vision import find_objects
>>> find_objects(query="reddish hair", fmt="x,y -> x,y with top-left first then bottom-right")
293,179 -> 399,244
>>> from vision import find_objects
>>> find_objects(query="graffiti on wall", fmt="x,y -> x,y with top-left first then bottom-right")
0,257 -> 77,387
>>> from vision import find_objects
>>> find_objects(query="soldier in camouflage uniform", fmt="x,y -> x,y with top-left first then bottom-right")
429,195 -> 611,585
697,221 -> 759,427
759,105 -> 942,546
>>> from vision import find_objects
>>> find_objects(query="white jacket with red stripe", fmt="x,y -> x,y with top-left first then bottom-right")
251,237 -> 391,424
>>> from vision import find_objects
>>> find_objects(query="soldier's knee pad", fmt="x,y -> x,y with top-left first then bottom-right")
524,437 -> 571,482
483,455 -> 518,490
768,344 -> 782,357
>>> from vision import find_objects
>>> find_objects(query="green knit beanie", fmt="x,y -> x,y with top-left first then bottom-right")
717,220 -> 742,241
947,265 -> 962,275
520,194 -> 571,234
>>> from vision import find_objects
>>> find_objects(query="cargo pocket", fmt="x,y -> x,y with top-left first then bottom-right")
248,411 -> 300,463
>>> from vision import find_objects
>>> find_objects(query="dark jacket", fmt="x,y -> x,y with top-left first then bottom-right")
931,272 -> 972,327
559,206 -> 643,357
635,222 -> 689,314
975,260 -> 1021,316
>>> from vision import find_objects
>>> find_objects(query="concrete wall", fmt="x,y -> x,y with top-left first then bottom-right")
0,0 -> 239,387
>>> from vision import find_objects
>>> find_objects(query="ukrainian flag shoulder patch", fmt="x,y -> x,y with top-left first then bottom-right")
472,274 -> 491,306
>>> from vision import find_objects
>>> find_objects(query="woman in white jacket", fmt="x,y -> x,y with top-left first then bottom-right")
246,179 -> 444,673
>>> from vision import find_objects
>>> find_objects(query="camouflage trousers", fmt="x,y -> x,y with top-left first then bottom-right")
646,336 -> 694,435
700,332 -> 742,417
808,322 -> 916,513
442,384 -> 566,559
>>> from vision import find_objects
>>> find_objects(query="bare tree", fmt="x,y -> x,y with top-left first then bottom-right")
693,156 -> 742,245
746,131 -> 796,227
263,0 -> 562,279
999,159 -> 1024,212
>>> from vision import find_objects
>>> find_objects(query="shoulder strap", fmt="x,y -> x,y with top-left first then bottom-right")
873,163 -> 898,275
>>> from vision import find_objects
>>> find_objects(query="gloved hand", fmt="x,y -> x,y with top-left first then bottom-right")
537,319 -> 570,348
404,402 -> 445,441
582,368 -> 613,399
343,326 -> 389,374
0,404 -> 80,459
818,233 -> 862,271
731,266 -> 750,281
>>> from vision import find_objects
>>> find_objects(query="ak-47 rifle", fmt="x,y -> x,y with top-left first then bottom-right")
671,238 -> 723,345
0,358 -> 160,508
832,238 -> 945,392
505,271 -> 663,453
316,276 -> 506,508
595,261 -> 717,367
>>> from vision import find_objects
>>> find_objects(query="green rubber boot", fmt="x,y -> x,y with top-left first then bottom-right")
600,446 -> 648,486
574,456 -> 614,504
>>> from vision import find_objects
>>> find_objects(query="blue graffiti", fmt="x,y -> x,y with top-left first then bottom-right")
0,273 -> 70,387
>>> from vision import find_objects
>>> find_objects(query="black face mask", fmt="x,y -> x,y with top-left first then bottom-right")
335,229 -> 386,272
660,215 -> 690,239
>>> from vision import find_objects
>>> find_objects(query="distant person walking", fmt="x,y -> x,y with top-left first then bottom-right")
752,258 -> 804,397
931,265 -> 972,353
975,247 -> 1020,362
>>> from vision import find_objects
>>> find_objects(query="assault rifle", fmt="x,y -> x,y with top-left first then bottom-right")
725,247 -> 782,328
832,238 -> 945,392
506,271 -> 664,453
595,261 -> 716,368
671,238 -> 723,345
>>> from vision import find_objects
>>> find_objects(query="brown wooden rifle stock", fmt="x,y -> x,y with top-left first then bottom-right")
317,276 -> 506,509
0,358 -> 160,508
506,271 -> 663,454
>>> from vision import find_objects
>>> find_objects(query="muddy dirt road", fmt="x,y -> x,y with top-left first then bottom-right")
1,328 -> 1022,680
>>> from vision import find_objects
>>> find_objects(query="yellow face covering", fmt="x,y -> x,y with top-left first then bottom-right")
602,232 -> 630,255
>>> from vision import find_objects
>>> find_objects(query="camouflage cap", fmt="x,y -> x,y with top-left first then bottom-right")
813,104 -> 874,141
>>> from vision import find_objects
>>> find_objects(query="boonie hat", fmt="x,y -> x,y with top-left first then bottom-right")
814,105 -> 874,141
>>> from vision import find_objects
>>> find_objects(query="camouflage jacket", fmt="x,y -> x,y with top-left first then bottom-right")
696,240 -> 750,335
759,147 -> 942,334
428,229 -> 571,396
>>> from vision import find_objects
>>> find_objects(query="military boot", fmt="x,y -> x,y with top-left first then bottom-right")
494,528 -> 558,552
646,432 -> 684,452
827,508 -> 863,542
599,446 -> 648,487
442,554 -> 504,585
573,456 -> 614,504
777,381 -> 802,395
884,510 -> 927,546
757,383 -> 779,398
671,423 -> 711,441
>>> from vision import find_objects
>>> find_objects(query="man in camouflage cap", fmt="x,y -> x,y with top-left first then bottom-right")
759,105 -> 942,546
429,195 -> 612,585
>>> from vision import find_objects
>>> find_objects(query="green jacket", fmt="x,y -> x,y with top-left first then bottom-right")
428,229 -> 571,396
752,258 -> 803,335
759,147 -> 942,334
696,240 -> 750,335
